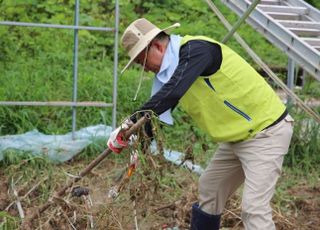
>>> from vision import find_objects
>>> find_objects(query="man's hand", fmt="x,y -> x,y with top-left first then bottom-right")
107,119 -> 134,153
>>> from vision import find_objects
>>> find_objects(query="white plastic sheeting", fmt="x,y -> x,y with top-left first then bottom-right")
150,141 -> 203,175
0,125 -> 112,162
0,125 -> 204,175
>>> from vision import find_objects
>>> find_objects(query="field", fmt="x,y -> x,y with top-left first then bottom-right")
0,134 -> 319,229
0,0 -> 320,229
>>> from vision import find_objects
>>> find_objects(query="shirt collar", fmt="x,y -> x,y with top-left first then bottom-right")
156,34 -> 182,84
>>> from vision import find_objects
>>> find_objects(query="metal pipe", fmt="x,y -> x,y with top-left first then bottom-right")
287,58 -> 295,104
0,101 -> 112,107
72,0 -> 80,139
221,0 -> 261,44
287,58 -> 295,90
0,21 -> 113,31
112,0 -> 120,129
1,2 -> 119,138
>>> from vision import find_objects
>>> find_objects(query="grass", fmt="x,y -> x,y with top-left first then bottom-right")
0,211 -> 19,230
0,0 -> 319,229
285,113 -> 320,172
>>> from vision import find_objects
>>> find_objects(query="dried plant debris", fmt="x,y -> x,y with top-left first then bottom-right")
1,120 -> 319,229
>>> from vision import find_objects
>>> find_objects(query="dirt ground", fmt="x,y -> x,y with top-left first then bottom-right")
0,153 -> 319,230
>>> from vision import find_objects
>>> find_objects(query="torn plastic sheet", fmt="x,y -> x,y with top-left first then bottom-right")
150,141 -> 204,175
0,125 -> 204,174
0,125 -> 112,163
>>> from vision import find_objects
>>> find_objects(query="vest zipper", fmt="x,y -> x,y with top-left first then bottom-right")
224,100 -> 252,121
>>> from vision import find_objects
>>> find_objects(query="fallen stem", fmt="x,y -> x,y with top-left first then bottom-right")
22,114 -> 151,228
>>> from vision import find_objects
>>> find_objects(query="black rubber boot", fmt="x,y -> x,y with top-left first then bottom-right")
190,203 -> 221,230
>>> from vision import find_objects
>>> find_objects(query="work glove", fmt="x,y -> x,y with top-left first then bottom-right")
107,119 -> 134,153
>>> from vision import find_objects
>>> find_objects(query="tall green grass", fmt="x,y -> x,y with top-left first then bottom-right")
0,0 -> 287,133
285,112 -> 320,174
0,211 -> 19,230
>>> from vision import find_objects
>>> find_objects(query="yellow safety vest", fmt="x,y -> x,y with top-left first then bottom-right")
179,35 -> 286,142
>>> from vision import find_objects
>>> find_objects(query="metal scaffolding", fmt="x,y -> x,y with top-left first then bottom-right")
0,0 -> 119,138
221,0 -> 320,82
206,0 -> 320,123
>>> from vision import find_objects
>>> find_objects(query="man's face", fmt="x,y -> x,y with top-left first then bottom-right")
134,41 -> 165,74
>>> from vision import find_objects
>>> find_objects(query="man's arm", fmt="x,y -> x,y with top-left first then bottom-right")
136,40 -> 222,116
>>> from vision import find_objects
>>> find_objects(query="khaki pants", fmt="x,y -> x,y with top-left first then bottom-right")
198,115 -> 294,230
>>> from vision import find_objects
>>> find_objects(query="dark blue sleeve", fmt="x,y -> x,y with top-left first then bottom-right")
135,40 -> 222,117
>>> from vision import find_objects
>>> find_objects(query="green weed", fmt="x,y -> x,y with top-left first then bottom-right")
0,211 -> 19,230
285,114 -> 320,174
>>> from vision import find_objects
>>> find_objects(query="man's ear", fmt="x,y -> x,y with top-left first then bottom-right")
152,40 -> 166,54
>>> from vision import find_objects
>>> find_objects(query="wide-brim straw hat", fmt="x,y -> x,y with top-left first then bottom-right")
120,18 -> 180,74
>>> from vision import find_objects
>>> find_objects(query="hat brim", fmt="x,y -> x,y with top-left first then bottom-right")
120,22 -> 180,75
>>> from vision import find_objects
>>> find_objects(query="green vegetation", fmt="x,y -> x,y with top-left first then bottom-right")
0,0 -> 319,168
306,0 -> 320,8
0,0 -> 289,130
0,0 -> 319,228
0,211 -> 19,230
0,0 -> 319,173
